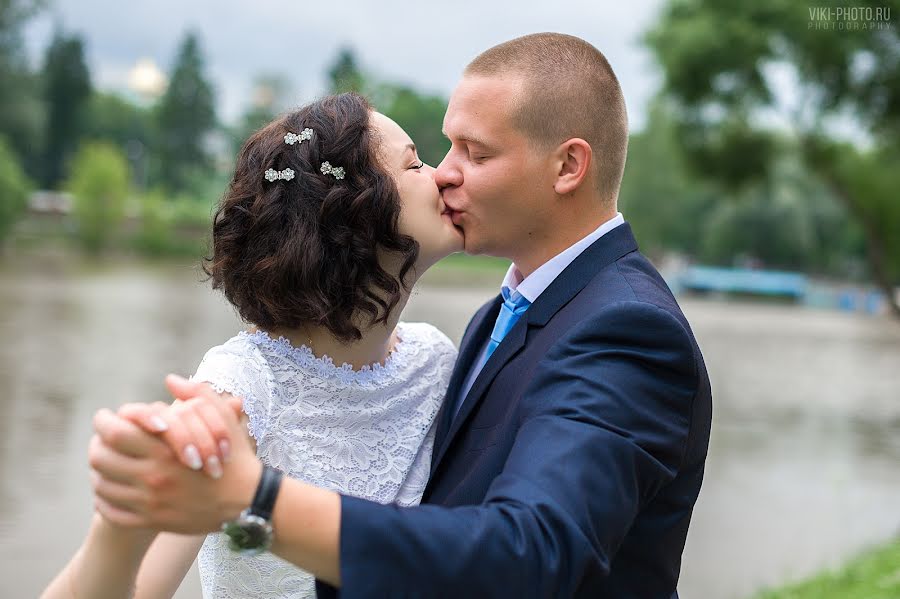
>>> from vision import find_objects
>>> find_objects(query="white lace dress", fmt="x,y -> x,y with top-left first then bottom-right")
191,321 -> 457,598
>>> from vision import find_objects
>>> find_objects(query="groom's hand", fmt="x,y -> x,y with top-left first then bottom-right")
89,406 -> 261,534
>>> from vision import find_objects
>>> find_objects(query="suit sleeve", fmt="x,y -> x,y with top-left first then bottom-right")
317,301 -> 699,598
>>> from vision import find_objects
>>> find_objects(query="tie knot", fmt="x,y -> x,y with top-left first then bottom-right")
501,288 -> 531,313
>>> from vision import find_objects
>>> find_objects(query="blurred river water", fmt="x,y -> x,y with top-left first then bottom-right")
1,253 -> 899,598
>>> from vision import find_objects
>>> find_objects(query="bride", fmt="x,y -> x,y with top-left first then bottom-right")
42,92 -> 464,598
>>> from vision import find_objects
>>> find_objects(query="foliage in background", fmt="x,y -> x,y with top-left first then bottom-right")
326,49 -> 451,167
0,0 -> 46,179
646,0 -> 900,314
619,100 -> 718,258
39,29 -> 91,189
806,140 -> 900,284
328,47 -> 366,94
154,31 -> 217,193
65,142 -> 130,252
0,5 -> 894,290
0,136 -> 31,245
131,189 -> 211,257
620,100 -> 866,276
83,92 -> 156,190
378,85 -> 451,168
696,167 -> 865,275
230,75 -> 292,149
753,536 -> 900,599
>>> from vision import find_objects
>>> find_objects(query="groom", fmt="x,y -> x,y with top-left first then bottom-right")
91,33 -> 711,597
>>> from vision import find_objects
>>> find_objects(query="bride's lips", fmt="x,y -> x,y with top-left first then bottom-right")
440,204 -> 458,220
439,197 -> 464,228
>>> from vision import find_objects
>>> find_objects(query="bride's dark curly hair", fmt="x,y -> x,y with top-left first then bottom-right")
203,93 -> 419,343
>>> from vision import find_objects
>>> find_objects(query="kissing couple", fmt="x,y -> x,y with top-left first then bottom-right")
43,32 -> 711,599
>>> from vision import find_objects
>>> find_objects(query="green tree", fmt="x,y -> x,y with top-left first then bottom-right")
0,136 -> 31,245
155,31 -> 216,193
65,142 -> 130,252
232,75 -> 290,149
646,0 -> 900,316
40,29 -> 91,189
328,47 -> 366,94
83,91 -> 156,189
619,99 -> 717,258
697,155 -> 864,273
621,100 -> 864,273
323,48 -> 450,165
378,84 -> 449,167
0,0 -> 46,176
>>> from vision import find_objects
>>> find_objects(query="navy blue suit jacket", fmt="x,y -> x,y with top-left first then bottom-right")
318,223 -> 712,598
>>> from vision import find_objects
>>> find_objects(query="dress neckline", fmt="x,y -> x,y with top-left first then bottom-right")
238,322 -> 414,386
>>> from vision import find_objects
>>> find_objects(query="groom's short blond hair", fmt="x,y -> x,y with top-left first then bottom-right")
465,33 -> 628,204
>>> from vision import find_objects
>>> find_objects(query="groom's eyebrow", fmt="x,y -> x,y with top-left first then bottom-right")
443,130 -> 493,149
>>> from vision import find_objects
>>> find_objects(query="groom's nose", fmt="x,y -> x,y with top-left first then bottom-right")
433,153 -> 462,190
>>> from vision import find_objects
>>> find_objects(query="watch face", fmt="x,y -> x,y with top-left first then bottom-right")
222,512 -> 273,556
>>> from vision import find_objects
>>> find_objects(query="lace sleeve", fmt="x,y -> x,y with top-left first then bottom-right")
191,340 -> 273,442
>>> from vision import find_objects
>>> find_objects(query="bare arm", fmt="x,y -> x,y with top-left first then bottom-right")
132,533 -> 205,599
40,514 -> 157,599
41,518 -> 204,599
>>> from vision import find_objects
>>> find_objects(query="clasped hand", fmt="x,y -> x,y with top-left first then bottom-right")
88,374 -> 261,534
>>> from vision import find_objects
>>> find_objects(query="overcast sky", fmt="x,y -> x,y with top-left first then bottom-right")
24,0 -> 667,130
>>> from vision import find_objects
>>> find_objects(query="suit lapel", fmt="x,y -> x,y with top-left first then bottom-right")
433,297 -> 502,454
429,223 -> 640,480
429,314 -> 527,475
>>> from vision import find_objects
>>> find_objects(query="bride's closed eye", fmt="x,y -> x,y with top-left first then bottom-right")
408,160 -> 425,170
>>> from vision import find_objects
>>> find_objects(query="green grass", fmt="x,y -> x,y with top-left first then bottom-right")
416,253 -> 510,288
435,252 -> 511,272
752,537 -> 900,599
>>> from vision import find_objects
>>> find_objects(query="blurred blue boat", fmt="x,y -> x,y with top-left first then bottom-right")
677,266 -> 808,300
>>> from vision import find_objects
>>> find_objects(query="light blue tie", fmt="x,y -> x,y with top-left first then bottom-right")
484,287 -> 531,361
451,287 -> 531,420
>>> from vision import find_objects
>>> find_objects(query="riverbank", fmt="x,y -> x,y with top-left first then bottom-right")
0,241 -> 513,292
752,537 -> 900,598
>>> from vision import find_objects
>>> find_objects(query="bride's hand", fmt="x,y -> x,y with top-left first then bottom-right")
117,377 -> 245,479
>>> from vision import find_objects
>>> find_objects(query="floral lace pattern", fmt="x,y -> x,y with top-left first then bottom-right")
192,322 -> 457,598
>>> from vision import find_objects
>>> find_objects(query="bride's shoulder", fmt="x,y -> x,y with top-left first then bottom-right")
398,322 -> 458,359
196,331 -> 270,370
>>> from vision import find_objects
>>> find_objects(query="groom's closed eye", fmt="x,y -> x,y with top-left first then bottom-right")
442,129 -> 494,150
465,144 -> 493,163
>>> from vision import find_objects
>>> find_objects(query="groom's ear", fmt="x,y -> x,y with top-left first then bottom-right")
552,138 -> 592,196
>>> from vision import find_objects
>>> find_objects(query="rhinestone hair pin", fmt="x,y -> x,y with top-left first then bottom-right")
284,128 -> 313,145
320,161 -> 345,180
264,167 -> 295,182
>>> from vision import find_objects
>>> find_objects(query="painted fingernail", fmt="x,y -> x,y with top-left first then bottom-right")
150,416 -> 169,432
184,445 -> 203,470
219,440 -> 231,463
207,456 -> 223,479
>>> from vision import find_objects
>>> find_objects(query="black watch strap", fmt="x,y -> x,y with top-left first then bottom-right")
249,465 -> 283,521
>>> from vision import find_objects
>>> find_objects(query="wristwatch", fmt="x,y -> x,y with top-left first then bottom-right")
221,464 -> 283,556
